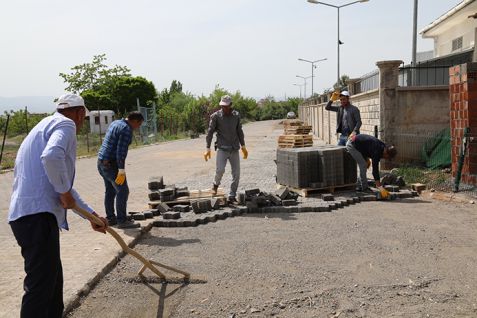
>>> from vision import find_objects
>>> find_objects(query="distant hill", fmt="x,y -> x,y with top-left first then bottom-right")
0,96 -> 56,114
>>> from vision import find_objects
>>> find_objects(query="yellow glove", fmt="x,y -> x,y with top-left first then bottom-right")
241,146 -> 248,159
366,158 -> 371,170
204,149 -> 211,162
378,186 -> 390,199
115,169 -> 126,186
331,91 -> 340,102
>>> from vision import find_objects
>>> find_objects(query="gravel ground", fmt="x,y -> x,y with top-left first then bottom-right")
68,198 -> 477,318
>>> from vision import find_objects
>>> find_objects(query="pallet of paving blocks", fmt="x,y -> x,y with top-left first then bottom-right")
276,145 -> 357,195
278,134 -> 313,148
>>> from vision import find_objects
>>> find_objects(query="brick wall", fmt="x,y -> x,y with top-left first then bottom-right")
449,63 -> 477,186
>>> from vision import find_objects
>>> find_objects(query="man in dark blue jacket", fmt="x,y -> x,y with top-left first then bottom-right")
346,134 -> 397,198
325,90 -> 362,145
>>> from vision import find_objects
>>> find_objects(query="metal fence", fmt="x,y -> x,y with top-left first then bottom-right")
388,129 -> 476,198
399,65 -> 450,87
352,70 -> 379,94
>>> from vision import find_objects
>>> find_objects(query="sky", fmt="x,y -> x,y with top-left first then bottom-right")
0,0 -> 463,111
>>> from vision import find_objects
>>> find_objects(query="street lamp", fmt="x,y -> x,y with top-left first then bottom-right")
307,0 -> 369,85
298,57 -> 327,97
296,75 -> 314,99
293,83 -> 305,99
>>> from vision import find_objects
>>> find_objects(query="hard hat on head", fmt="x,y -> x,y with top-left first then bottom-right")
339,91 -> 350,97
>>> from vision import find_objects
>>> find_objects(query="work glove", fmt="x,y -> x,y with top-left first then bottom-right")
378,186 -> 390,200
241,146 -> 248,159
115,169 -> 126,185
204,149 -> 211,162
331,91 -> 340,102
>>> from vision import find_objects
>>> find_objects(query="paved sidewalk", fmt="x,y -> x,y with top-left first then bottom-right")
0,120 -> 284,317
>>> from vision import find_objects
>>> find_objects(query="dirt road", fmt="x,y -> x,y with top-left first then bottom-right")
68,199 -> 477,318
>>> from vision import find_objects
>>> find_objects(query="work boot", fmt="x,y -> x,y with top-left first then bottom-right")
117,220 -> 140,229
212,184 -> 219,195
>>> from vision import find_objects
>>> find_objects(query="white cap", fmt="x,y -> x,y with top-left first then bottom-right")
56,93 -> 90,115
339,91 -> 350,97
219,95 -> 232,106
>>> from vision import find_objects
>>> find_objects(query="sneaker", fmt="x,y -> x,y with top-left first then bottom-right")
117,220 -> 140,229
212,184 -> 219,195
107,217 -> 118,226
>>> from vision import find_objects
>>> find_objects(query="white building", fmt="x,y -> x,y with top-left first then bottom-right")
89,110 -> 115,134
420,0 -> 477,58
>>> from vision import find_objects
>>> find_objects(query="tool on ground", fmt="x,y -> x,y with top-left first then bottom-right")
73,205 -> 191,282
377,186 -> 390,200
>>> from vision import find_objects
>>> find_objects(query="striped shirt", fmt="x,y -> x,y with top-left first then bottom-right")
98,119 -> 133,169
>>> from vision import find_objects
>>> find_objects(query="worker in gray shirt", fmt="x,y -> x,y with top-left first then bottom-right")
204,95 -> 248,203
325,90 -> 362,146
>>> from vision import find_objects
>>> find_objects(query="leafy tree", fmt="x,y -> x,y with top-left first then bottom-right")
1,110 -> 48,137
333,74 -> 350,91
59,54 -> 130,93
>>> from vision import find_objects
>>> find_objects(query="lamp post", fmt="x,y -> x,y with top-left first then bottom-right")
293,83 -> 305,99
298,57 -> 327,97
307,0 -> 369,85
296,75 -> 313,99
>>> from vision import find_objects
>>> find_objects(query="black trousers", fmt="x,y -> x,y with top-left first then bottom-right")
10,212 -> 64,318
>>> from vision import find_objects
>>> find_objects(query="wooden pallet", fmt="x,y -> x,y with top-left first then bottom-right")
278,134 -> 313,148
277,183 -> 356,197
148,188 -> 226,208
283,119 -> 304,127
284,126 -> 312,135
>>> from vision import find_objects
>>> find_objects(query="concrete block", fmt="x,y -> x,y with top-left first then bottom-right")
175,220 -> 185,227
167,220 -> 178,227
173,204 -> 190,212
411,183 -> 426,193
252,196 -> 269,207
133,213 -> 146,220
163,212 -> 181,220
362,195 -> 377,201
196,217 -> 207,225
211,198 -> 220,210
282,199 -> 298,206
183,219 -> 198,227
148,191 -> 161,201
143,211 -> 154,219
238,207 -> 248,215
398,191 -> 413,199
246,201 -> 258,209
148,176 -> 164,190
156,202 -> 170,214
384,185 -> 400,192
238,193 -> 246,205
267,194 -> 282,206
205,214 -> 217,223
321,193 -> 334,201
245,188 -> 261,197
275,187 -> 289,200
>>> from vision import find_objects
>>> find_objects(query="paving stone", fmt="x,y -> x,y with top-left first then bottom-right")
246,201 -> 258,209
133,213 -> 146,220
163,212 -> 181,220
252,196 -> 269,207
411,183 -> 426,193
362,194 -> 377,201
231,209 -> 240,216
148,176 -> 164,190
152,220 -> 165,227
167,220 -> 178,227
385,185 -> 400,192
205,215 -> 217,222
267,194 -> 282,206
321,193 -> 334,201
175,220 -> 185,227
196,217 -> 208,225
183,219 -> 197,227
148,191 -> 161,201
173,204 -> 190,212
282,199 -> 298,206
211,198 -> 220,210
238,207 -> 248,215
143,211 -> 154,219
245,188 -> 261,197
411,190 -> 419,197
156,202 -> 170,214
159,189 -> 174,196
275,187 -> 289,200
238,193 -> 246,205
398,191 -> 413,199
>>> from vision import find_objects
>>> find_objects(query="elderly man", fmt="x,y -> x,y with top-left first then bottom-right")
97,111 -> 144,228
8,93 -> 108,318
204,95 -> 248,203
325,90 -> 362,146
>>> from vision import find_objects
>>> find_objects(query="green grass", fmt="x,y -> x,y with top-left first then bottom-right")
392,166 -> 451,187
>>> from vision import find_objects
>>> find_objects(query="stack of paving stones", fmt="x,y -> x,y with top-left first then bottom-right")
148,176 -> 165,201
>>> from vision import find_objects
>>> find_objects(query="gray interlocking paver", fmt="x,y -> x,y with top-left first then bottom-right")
0,120 -> 290,317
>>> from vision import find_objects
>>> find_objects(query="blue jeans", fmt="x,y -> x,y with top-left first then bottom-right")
338,134 -> 349,146
97,160 -> 129,223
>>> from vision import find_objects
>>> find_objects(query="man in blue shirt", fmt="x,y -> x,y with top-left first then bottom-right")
97,111 -> 144,228
8,93 -> 108,318
325,90 -> 362,146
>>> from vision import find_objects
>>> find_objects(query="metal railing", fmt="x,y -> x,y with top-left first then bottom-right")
352,70 -> 379,94
399,65 -> 450,87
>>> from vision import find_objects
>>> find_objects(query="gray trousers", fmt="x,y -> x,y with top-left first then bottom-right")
214,149 -> 240,198
346,139 -> 368,190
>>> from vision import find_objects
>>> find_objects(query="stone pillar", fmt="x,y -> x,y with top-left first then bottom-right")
449,63 -> 477,186
376,60 -> 403,169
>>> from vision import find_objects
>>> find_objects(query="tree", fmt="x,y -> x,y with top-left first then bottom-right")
333,74 -> 350,91
59,54 -> 130,93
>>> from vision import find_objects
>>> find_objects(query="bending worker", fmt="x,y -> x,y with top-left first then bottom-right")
346,134 -> 397,198
325,90 -> 362,146
8,93 -> 108,318
97,111 -> 144,229
204,95 -> 248,203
